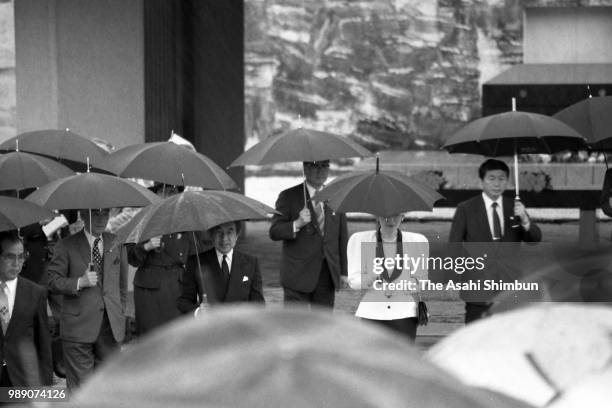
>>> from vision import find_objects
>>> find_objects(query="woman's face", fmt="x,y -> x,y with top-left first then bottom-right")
377,213 -> 404,230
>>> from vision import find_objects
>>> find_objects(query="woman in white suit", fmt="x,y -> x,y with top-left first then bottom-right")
347,213 -> 428,340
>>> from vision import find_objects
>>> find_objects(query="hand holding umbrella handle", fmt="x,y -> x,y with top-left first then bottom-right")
510,197 -> 524,229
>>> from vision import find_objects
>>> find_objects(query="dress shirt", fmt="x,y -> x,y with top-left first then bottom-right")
1,277 -> 17,319
482,193 -> 504,239
216,249 -> 233,274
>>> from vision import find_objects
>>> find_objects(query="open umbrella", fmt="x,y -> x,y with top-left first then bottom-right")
553,95 -> 612,151
0,129 -> 109,172
230,127 -> 372,166
25,173 -> 160,210
443,99 -> 586,197
117,190 -> 278,245
0,151 -> 74,191
98,142 -> 237,190
0,197 -> 55,232
313,157 -> 444,216
70,306 -> 530,408
427,304 -> 612,407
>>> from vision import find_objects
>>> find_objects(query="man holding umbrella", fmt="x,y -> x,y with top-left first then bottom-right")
47,208 -> 128,391
449,159 -> 542,323
269,160 -> 349,308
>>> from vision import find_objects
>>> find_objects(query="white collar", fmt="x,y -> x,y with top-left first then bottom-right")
83,229 -> 103,248
482,192 -> 503,209
216,249 -> 233,264
1,277 -> 17,294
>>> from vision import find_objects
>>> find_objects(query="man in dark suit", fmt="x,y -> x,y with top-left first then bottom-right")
178,222 -> 264,314
0,231 -> 52,386
47,208 -> 128,391
269,160 -> 348,308
449,159 -> 542,323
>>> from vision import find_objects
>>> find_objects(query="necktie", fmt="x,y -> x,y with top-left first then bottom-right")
221,255 -> 230,277
492,202 -> 502,240
0,282 -> 9,334
312,196 -> 325,233
92,237 -> 103,285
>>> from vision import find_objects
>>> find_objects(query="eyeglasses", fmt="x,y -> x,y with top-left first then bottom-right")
0,253 -> 28,263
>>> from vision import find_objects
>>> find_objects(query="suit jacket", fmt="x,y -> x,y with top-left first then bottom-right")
177,248 -> 265,313
449,194 -> 542,302
0,278 -> 52,386
269,183 -> 348,293
47,230 -> 128,343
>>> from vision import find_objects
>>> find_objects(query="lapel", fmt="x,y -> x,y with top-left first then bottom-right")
501,197 -> 516,241
225,252 -> 247,300
475,197 -> 494,241
75,230 -> 92,268
6,278 -> 26,335
204,250 -> 228,303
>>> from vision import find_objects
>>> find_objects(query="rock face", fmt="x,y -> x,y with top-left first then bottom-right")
245,0 -> 523,151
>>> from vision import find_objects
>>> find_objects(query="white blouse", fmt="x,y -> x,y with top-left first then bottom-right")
347,230 -> 429,320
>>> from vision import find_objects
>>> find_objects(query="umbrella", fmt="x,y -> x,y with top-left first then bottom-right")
70,306 -> 530,408
553,96 -> 612,151
443,98 -> 586,197
549,366 -> 612,408
97,142 -> 237,190
117,190 -> 278,245
0,129 -> 109,171
25,173 -> 160,210
0,197 -> 55,232
0,151 -> 74,191
313,156 -> 444,217
426,304 -> 612,407
230,127 -> 371,166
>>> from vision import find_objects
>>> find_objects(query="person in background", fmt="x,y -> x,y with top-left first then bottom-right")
0,231 -> 52,386
178,221 -> 264,316
47,208 -> 127,391
449,159 -> 542,323
269,160 -> 348,309
347,213 -> 428,341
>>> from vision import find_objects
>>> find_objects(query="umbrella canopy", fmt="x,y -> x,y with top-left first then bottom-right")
426,304 -> 612,407
0,151 -> 74,191
549,366 -> 612,408
25,173 -> 160,210
0,197 -> 55,232
97,142 -> 237,189
117,190 -> 278,244
70,306 -> 530,408
230,127 -> 372,166
442,111 -> 585,156
553,96 -> 612,151
313,158 -> 444,217
0,129 -> 109,171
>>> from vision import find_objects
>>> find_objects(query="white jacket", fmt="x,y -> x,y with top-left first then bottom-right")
347,230 -> 429,320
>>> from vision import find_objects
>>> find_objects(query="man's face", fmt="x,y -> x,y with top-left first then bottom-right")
0,240 -> 25,281
480,170 -> 508,200
303,162 -> 330,189
81,209 -> 110,237
211,223 -> 238,255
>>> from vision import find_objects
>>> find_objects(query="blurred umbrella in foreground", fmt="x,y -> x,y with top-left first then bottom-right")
0,197 -> 55,232
71,306 -> 531,408
314,156 -> 443,217
427,304 -> 612,407
98,141 -> 237,190
0,129 -> 109,172
549,366 -> 612,408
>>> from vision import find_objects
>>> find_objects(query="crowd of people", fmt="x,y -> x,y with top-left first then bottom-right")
0,156 -> 544,393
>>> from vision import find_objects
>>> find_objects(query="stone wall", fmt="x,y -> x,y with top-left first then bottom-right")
0,0 -> 15,142
245,0 -> 524,151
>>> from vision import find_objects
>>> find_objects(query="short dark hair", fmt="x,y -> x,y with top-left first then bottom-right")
150,183 -> 185,194
209,221 -> 242,235
0,231 -> 23,255
478,159 -> 509,179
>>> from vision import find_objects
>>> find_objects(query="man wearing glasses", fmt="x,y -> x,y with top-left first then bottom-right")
0,231 -> 52,386
47,208 -> 128,391
270,160 -> 348,308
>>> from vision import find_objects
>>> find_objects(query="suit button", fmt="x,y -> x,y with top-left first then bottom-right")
387,306 -> 391,309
